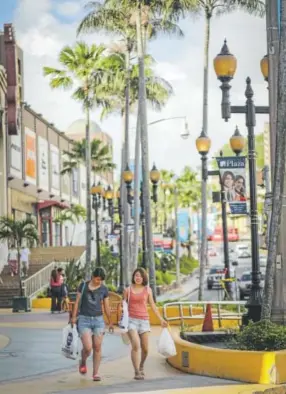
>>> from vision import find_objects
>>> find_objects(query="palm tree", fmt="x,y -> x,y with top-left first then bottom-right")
0,217 -> 38,296
43,42 -> 111,279
54,205 -> 87,245
61,139 -> 115,176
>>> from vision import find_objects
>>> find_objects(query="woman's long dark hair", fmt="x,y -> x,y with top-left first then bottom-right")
51,269 -> 57,282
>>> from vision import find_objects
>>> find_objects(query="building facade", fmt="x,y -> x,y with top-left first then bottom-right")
0,23 -> 114,248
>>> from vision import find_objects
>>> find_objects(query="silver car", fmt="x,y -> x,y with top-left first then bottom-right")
239,270 -> 265,300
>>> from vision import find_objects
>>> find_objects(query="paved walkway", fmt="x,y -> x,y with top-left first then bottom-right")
0,311 -> 275,393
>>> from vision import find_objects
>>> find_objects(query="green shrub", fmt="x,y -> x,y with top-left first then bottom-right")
106,284 -> 117,292
180,255 -> 199,275
156,270 -> 163,285
231,320 -> 286,351
162,271 -> 173,285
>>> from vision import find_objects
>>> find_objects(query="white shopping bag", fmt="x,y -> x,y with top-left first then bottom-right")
157,328 -> 177,358
119,300 -> 129,333
61,324 -> 79,360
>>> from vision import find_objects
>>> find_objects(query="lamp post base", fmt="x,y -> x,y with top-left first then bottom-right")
242,293 -> 262,326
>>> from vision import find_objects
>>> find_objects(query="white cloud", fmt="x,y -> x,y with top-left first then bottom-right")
55,1 -> 81,17
13,0 -> 268,179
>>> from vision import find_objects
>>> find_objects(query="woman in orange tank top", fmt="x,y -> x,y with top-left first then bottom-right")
123,268 -> 167,380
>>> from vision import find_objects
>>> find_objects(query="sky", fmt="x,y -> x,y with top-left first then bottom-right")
1,0 -> 269,178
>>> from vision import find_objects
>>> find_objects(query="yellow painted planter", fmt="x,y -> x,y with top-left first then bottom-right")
32,298 -> 51,309
168,331 -> 286,385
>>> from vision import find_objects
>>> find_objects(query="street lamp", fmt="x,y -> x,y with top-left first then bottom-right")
214,40 -> 268,324
91,182 -> 102,267
229,126 -> 246,156
124,163 -> 160,297
106,187 -> 124,294
196,130 -> 211,301
260,54 -> 269,83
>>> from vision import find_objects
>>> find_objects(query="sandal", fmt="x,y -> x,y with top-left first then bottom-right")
134,371 -> 144,380
93,375 -> 101,381
79,360 -> 87,375
139,366 -> 145,377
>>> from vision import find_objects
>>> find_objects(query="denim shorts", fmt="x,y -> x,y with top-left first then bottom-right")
129,317 -> 151,335
77,315 -> 105,337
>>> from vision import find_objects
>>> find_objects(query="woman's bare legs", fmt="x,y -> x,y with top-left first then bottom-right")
139,332 -> 149,374
92,334 -> 104,377
81,332 -> 92,366
128,330 -> 142,379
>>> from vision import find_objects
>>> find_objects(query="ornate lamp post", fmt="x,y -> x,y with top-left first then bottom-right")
196,131 -> 211,301
105,186 -> 124,293
91,182 -> 102,267
124,163 -> 160,297
214,40 -> 269,323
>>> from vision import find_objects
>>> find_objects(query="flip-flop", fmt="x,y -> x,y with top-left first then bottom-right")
93,375 -> 101,381
79,361 -> 87,375
134,372 -> 144,380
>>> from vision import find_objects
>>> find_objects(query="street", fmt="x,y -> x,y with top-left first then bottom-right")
186,242 -> 252,302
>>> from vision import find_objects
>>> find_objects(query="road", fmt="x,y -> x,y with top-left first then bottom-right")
186,242 -> 252,302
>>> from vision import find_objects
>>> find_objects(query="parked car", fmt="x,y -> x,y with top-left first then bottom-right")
207,265 -> 235,290
236,244 -> 250,257
238,270 -> 265,300
239,250 -> 251,259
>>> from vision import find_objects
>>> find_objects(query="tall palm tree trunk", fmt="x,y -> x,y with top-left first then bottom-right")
85,107 -> 92,280
136,3 -> 156,297
133,111 -> 141,267
198,13 -> 211,301
262,0 -> 286,320
123,47 -> 131,281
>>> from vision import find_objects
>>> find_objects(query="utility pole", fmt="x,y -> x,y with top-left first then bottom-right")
174,186 -> 180,288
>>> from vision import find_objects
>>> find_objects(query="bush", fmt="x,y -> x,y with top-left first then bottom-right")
156,270 -> 163,285
162,271 -> 173,285
231,320 -> 286,351
180,255 -> 199,275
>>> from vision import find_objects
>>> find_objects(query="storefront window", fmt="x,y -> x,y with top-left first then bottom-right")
53,222 -> 61,246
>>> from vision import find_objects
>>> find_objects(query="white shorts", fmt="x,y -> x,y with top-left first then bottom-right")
129,317 -> 151,335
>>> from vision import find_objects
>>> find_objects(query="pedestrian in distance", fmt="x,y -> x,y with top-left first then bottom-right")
124,267 -> 168,380
50,269 -> 63,313
20,245 -> 30,278
71,267 -> 113,382
8,245 -> 18,276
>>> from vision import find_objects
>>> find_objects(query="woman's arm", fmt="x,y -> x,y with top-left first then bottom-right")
71,292 -> 81,325
148,289 -> 168,327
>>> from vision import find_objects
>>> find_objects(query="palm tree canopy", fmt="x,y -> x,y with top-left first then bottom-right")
176,166 -> 201,208
99,52 -> 173,118
0,217 -> 38,248
54,205 -> 87,224
61,138 -> 116,175
43,41 -> 112,110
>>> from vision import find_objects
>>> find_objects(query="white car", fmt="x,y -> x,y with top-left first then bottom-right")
238,270 -> 265,300
207,265 -> 235,290
236,244 -> 250,258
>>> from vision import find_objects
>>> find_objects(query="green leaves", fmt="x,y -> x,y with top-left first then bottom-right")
61,138 -> 116,175
0,217 -> 38,248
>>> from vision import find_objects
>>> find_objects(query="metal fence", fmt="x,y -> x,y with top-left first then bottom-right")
163,301 -> 246,327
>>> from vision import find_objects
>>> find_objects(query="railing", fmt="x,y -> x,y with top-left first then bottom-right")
22,249 -> 86,300
163,301 -> 246,328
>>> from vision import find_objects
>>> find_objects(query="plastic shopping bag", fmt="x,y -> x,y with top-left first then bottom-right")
119,300 -> 129,333
61,324 -> 79,360
157,328 -> 177,358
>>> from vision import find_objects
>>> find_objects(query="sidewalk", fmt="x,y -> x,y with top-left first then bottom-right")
0,310 -> 275,394
157,270 -> 199,303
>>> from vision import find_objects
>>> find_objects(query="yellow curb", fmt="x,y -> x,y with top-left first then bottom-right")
0,333 -> 9,350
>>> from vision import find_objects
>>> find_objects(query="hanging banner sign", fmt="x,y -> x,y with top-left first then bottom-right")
216,156 -> 247,215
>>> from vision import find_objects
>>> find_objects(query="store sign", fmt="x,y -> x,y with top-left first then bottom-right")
25,127 -> 36,185
10,132 -> 22,178
50,144 -> 60,193
38,136 -> 49,191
